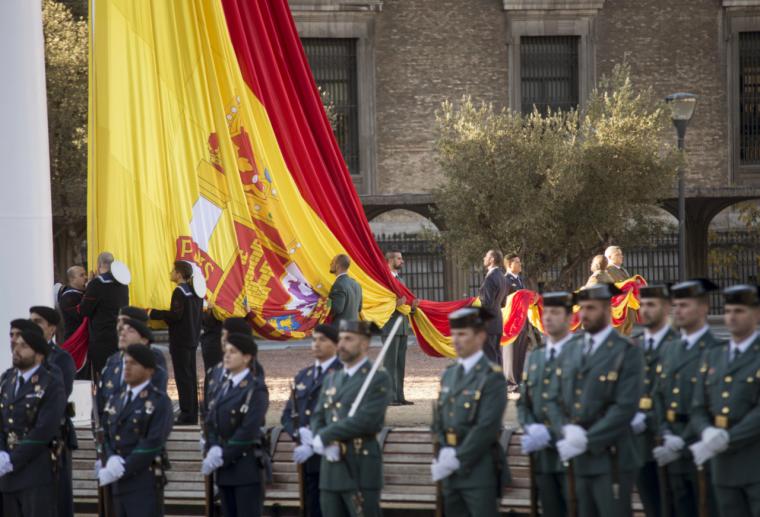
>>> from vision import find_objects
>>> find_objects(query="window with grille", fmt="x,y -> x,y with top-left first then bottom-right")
302,38 -> 360,176
520,36 -> 580,115
740,32 -> 760,166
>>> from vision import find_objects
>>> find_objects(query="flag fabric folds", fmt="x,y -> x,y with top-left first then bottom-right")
89,0 -> 470,358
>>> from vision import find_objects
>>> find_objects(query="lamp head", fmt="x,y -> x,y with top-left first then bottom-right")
665,92 -> 697,122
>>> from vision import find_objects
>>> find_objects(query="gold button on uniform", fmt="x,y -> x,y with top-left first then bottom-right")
722,391 -> 730,399
725,376 -> 733,383
722,407 -> 730,414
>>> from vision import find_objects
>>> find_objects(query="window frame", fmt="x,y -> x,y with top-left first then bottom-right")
727,10 -> 760,183
292,7 -> 378,195
505,10 -> 598,114
519,35 -> 581,115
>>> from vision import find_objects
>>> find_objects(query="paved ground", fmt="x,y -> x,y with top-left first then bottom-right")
159,337 -> 518,427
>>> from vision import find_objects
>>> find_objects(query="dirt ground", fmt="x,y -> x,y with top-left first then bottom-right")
162,344 -> 518,427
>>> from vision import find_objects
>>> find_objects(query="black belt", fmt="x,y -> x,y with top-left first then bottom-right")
666,410 -> 689,423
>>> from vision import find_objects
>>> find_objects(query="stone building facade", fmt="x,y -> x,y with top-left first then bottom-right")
291,0 -> 760,279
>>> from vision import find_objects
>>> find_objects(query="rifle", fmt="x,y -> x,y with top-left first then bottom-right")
348,316 -> 403,417
199,377 -> 215,517
697,465 -> 708,517
529,453 -> 538,517
289,383 -> 307,517
91,364 -> 113,517
431,403 -> 443,517
655,436 -> 671,517
564,460 -> 577,517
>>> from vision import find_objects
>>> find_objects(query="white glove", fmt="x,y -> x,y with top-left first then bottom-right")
526,424 -> 551,445
105,455 -> 125,479
0,452 -> 12,477
562,424 -> 588,450
689,440 -> 716,466
199,437 -> 206,453
324,444 -> 341,462
312,435 -> 325,455
298,427 -> 314,447
663,434 -> 685,452
93,459 -> 103,478
631,412 -> 647,434
201,445 -> 224,476
521,433 -> 542,454
430,447 -> 460,482
652,446 -> 680,466
98,467 -> 118,487
701,427 -> 730,454
557,439 -> 586,462
293,444 -> 314,464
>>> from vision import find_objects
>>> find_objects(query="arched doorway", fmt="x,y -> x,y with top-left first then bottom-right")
369,209 -> 446,301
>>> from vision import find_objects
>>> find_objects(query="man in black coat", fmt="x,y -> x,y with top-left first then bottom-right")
78,252 -> 130,378
58,265 -> 87,340
477,249 -> 509,366
503,253 -> 534,390
282,324 -> 343,517
150,261 -> 203,425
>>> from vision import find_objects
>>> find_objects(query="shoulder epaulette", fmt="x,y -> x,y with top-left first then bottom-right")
490,364 -> 503,373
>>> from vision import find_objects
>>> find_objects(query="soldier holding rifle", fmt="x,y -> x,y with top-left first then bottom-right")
691,285 -> 760,517
282,324 -> 343,517
652,279 -> 721,517
201,333 -> 269,517
309,320 -> 391,517
518,292 -> 580,517
548,283 -> 643,516
97,345 -> 173,516
430,307 -> 507,517
0,326 -> 66,516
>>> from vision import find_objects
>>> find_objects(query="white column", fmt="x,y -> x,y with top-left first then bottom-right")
0,0 -> 54,371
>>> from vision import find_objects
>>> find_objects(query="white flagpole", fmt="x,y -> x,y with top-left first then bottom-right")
0,0 -> 55,371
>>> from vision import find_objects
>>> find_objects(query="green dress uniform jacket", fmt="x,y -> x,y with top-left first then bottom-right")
518,336 -> 580,517
382,274 -> 413,403
632,327 -> 680,517
328,274 -> 363,328
691,335 -> 760,516
432,353 -> 507,517
653,329 -> 721,474
310,360 -> 390,517
547,329 -> 643,516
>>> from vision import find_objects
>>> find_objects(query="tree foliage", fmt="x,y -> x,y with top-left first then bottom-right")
43,0 -> 88,273
434,64 -> 681,288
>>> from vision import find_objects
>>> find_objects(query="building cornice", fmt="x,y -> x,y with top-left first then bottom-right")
503,0 -> 605,10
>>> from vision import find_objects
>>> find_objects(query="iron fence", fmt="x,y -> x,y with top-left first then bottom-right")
376,231 -> 760,314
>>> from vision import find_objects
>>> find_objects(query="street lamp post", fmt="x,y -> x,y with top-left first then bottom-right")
665,93 -> 697,282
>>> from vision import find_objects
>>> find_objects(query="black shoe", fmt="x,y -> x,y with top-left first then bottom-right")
388,401 -> 402,407
400,400 -> 415,406
175,415 -> 197,425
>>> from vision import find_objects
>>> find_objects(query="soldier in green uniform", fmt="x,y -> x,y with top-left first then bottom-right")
631,285 -> 680,517
690,285 -> 760,517
309,320 -> 390,517
382,250 -> 419,406
430,307 -> 507,517
548,283 -> 644,517
518,291 -> 580,517
651,279 -> 720,517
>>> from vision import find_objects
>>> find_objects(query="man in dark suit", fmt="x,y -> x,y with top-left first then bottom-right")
327,254 -> 362,329
149,261 -> 203,425
78,252 -> 130,378
477,249 -> 509,366
382,250 -> 419,406
282,324 -> 343,517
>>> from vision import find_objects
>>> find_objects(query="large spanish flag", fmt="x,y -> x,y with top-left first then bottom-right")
88,0 -> 471,357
